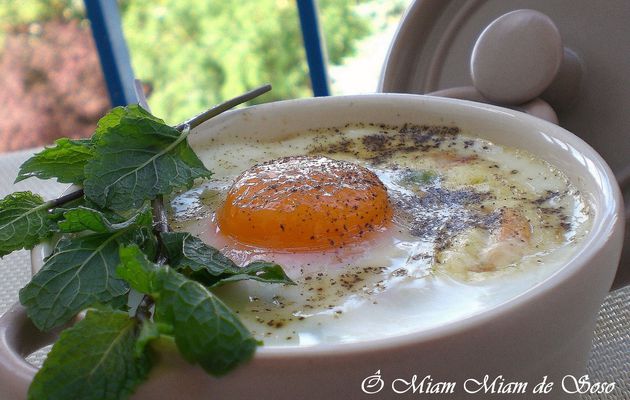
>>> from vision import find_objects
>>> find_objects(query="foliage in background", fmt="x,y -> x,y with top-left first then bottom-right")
0,1 -> 108,152
0,0 -> 83,27
0,0 -> 83,48
118,0 -> 372,123
0,0 -> 408,147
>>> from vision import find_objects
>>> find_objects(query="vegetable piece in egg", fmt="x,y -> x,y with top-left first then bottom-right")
437,208 -> 534,277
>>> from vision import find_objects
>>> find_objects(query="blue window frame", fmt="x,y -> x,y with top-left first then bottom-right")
85,0 -> 330,106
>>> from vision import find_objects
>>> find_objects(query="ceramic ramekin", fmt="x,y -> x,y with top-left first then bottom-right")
0,94 -> 625,400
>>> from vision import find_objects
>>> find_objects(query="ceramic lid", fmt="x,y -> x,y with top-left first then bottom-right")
378,0 -> 630,285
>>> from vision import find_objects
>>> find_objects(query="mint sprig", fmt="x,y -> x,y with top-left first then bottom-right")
154,266 -> 258,375
20,205 -> 155,331
0,85 -> 289,400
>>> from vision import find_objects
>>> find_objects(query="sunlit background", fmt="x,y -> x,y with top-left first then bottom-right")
0,0 -> 410,153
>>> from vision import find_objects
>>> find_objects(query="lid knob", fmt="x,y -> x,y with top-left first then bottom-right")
471,9 -> 563,105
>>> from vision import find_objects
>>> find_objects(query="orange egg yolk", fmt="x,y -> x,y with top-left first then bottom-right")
216,156 -> 391,251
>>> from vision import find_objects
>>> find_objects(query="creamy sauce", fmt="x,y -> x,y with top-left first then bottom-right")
170,123 -> 591,346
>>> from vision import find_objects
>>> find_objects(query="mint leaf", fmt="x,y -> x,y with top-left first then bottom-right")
161,232 -> 294,286
116,244 -> 158,294
0,192 -> 54,257
116,247 -> 257,375
16,138 -> 93,184
20,233 -> 130,331
153,267 -> 258,376
92,104 -> 164,141
57,204 -> 152,233
211,261 -> 295,287
84,105 -> 212,211
162,232 -> 240,275
28,309 -> 151,400
48,196 -> 105,222
129,226 -> 159,263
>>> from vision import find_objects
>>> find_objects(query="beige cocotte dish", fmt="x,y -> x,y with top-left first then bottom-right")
0,93 -> 625,399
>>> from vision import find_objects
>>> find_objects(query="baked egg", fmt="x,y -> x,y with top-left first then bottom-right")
169,123 -> 591,346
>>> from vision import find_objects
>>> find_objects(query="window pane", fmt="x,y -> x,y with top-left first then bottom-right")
121,0 -> 309,125
326,0 -> 412,94
121,1 -> 406,125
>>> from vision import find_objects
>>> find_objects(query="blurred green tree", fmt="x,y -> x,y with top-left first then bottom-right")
118,0 -> 371,123
0,0 -> 372,124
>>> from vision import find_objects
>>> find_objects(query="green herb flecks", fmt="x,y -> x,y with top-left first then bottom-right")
400,169 -> 438,186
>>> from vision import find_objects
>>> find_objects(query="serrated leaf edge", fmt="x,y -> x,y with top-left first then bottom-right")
99,126 -> 192,202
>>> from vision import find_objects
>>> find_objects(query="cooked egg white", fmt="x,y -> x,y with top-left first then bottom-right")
169,123 -> 591,346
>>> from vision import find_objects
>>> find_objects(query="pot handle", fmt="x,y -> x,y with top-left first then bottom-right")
428,86 -> 559,124
0,303 -> 57,399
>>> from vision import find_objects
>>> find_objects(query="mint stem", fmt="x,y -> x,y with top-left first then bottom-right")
174,84 -> 271,131
48,188 -> 84,208
135,294 -> 154,323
